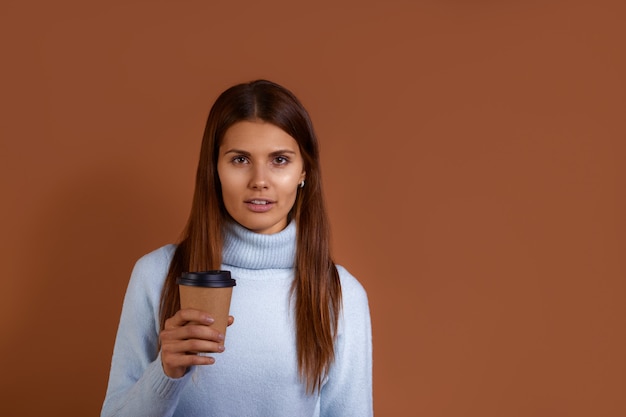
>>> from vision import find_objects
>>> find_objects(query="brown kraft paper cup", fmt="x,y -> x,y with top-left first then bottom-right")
177,270 -> 236,339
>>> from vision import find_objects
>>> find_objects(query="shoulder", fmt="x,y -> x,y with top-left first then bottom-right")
334,265 -> 372,340
117,244 -> 178,323
126,244 -> 177,293
133,244 -> 177,274
335,264 -> 369,308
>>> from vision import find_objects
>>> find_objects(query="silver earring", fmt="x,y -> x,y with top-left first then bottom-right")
299,180 -> 305,188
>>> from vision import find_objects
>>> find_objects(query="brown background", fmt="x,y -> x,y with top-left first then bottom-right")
1,1 -> 624,416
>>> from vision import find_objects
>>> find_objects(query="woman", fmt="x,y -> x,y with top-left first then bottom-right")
101,80 -> 372,416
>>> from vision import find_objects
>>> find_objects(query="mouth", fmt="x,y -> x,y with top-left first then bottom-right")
244,199 -> 275,212
246,199 -> 273,205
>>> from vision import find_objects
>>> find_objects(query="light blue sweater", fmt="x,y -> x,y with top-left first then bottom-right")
101,221 -> 373,416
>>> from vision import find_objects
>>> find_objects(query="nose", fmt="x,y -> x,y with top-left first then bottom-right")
249,165 -> 269,189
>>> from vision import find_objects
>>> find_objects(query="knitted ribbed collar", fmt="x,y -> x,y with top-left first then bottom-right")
222,220 -> 296,270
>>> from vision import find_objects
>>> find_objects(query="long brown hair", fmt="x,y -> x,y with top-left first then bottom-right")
159,79 -> 342,394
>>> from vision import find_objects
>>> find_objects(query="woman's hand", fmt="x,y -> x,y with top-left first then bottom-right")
159,308 -> 235,379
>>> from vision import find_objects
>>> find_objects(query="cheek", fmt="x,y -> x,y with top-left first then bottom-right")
218,166 -> 242,192
218,176 -> 240,217
281,166 -> 305,185
281,177 -> 302,202
275,176 -> 299,196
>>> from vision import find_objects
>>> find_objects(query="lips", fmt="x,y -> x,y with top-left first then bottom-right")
244,198 -> 275,213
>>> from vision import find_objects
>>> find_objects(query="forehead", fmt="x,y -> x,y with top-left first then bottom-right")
221,120 -> 299,152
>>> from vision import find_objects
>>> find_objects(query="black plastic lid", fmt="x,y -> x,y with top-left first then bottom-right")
177,270 -> 236,288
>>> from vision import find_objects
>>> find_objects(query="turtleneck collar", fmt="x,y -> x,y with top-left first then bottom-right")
222,220 -> 296,270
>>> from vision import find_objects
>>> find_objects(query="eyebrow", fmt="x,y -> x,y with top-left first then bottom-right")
222,148 -> 297,157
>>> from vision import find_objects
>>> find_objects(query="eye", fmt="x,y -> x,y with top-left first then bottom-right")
273,156 -> 290,165
231,156 -> 249,164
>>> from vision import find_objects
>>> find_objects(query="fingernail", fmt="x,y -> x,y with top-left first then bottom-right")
204,316 -> 214,324
218,345 -> 225,352
218,333 -> 224,341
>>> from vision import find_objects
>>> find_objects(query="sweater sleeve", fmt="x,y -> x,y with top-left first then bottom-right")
101,246 -> 192,417
320,266 -> 374,417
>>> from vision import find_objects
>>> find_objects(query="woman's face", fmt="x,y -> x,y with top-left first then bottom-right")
217,120 -> 306,234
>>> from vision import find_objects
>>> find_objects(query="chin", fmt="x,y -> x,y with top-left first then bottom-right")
243,220 -> 285,235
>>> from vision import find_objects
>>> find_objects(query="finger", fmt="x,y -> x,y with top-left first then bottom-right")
162,352 -> 216,378
160,323 -> 225,344
164,309 -> 214,329
227,316 -> 235,326
162,338 -> 225,355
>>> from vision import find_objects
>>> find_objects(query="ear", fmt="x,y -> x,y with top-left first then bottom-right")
299,171 -> 306,183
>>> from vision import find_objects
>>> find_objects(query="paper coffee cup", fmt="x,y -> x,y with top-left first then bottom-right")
177,270 -> 236,338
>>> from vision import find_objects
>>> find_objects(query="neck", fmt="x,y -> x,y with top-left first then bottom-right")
222,220 -> 296,270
